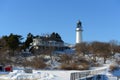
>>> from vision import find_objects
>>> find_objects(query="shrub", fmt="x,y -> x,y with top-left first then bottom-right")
60,63 -> 90,70
116,61 -> 120,65
109,64 -> 118,72
60,63 -> 79,70
23,57 -> 47,69
60,64 -> 71,70
60,58 -> 90,70
91,62 -> 101,67
78,63 -> 89,70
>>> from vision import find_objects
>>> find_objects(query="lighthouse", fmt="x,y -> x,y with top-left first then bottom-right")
76,20 -> 83,44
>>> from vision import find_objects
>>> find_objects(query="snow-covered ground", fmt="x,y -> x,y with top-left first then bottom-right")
0,54 -> 120,80
0,64 -> 120,80
0,70 -> 72,80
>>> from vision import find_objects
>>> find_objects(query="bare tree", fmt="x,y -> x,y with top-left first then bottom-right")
44,46 -> 55,64
75,42 -> 90,57
90,41 -> 111,63
99,42 -> 111,63
109,40 -> 120,57
60,54 -> 73,64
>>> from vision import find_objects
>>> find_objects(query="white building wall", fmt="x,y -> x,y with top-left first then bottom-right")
76,28 -> 82,43
32,38 -> 64,47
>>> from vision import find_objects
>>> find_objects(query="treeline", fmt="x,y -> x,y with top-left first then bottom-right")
75,41 -> 120,64
60,41 -> 120,70
0,33 -> 32,56
0,32 -> 120,69
0,32 -> 63,56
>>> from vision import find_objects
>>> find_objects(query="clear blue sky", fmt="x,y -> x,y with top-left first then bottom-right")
0,0 -> 120,44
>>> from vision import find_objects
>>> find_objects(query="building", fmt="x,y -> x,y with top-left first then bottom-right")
76,20 -> 83,44
30,35 -> 69,51
32,38 -> 64,47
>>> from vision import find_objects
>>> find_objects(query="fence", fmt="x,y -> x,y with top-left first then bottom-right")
70,68 -> 108,80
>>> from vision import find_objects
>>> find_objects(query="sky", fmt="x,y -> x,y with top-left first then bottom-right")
0,0 -> 120,44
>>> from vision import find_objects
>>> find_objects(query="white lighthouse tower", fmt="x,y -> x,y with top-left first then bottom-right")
76,20 -> 83,44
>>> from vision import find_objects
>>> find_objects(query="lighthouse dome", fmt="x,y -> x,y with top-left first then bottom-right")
77,20 -> 82,28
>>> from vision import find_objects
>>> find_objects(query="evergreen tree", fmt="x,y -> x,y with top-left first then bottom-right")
50,32 -> 63,42
50,32 -> 56,40
24,33 -> 33,49
4,33 -> 23,56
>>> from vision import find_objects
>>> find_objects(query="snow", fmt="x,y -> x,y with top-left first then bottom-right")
0,70 -> 71,80
0,64 -> 120,80
0,55 -> 120,80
